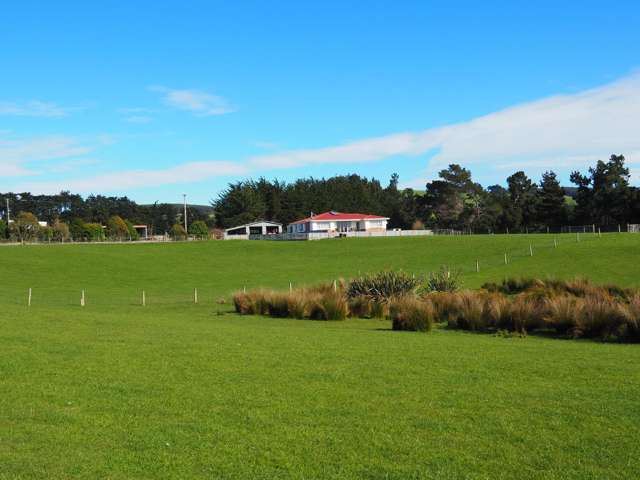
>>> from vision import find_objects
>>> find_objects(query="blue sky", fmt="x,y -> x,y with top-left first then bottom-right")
1,1 -> 639,204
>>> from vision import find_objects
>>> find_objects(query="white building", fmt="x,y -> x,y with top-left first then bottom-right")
287,211 -> 388,234
224,220 -> 282,238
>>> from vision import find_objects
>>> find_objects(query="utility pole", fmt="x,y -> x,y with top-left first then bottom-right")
5,198 -> 10,223
183,194 -> 188,235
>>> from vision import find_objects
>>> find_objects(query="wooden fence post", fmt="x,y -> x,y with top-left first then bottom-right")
476,260 -> 479,273
28,288 -> 32,307
142,290 -> 146,307
289,282 -> 292,293
81,290 -> 85,307
598,228 -> 601,238
554,238 -> 557,248
529,244 -> 533,257
194,288 -> 198,304
504,253 -> 508,265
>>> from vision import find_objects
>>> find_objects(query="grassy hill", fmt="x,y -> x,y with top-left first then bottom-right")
1,234 -> 639,478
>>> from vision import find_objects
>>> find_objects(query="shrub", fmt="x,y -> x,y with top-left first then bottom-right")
190,220 -> 209,240
427,266 -> 460,293
455,292 -> 486,331
369,301 -> 388,319
107,215 -> 129,240
428,292 -> 462,323
125,220 -> 140,241
308,292 -> 348,321
232,290 -> 271,315
267,292 -> 290,317
0,219 -> 7,240
621,294 -> 640,341
389,297 -> 434,332
287,292 -> 309,319
347,271 -> 420,302
543,295 -> 582,334
482,293 -> 511,329
348,296 -> 371,318
170,223 -> 187,240
53,220 -> 70,242
574,297 -> 627,339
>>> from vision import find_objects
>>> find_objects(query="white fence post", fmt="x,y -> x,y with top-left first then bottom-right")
475,260 -> 479,273
142,290 -> 146,307
529,244 -> 533,257
504,253 -> 508,265
28,288 -> 32,307
81,290 -> 85,307
194,288 -> 198,304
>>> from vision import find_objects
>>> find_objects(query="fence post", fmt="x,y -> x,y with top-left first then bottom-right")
598,228 -> 601,238
142,290 -> 146,307
592,224 -> 596,234
529,244 -> 533,257
28,288 -> 32,307
506,227 -> 509,235
81,290 -> 85,307
243,285 -> 246,293
194,288 -> 198,304
554,238 -> 557,248
289,282 -> 292,293
546,226 -> 549,234
504,253 -> 508,265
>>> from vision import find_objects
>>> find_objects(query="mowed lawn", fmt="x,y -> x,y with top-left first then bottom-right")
1,234 -> 640,479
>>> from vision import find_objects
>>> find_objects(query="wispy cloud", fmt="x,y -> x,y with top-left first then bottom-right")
150,86 -> 235,116
0,100 -> 72,118
0,134 -> 94,177
251,72 -> 640,184
13,161 -> 248,194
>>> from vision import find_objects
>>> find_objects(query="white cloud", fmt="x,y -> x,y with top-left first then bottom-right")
0,100 -> 71,118
150,86 -> 235,116
0,135 -> 93,177
13,161 -> 248,194
250,72 -> 640,184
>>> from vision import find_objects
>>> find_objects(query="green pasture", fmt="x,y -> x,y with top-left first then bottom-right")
1,234 -> 639,479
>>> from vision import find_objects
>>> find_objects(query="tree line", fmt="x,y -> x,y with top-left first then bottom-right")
0,193 -> 213,242
1,153 -> 638,240
213,154 -> 640,231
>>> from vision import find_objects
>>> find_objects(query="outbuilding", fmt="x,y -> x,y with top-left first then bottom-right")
224,221 -> 283,238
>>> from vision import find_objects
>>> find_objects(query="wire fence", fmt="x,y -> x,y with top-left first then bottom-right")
0,230 -> 625,309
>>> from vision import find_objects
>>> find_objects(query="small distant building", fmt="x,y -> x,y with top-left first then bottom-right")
224,221 -> 282,238
132,225 -> 149,239
287,211 -> 389,234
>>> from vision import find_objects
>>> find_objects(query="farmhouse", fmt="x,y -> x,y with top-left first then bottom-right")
287,211 -> 389,234
225,220 -> 283,238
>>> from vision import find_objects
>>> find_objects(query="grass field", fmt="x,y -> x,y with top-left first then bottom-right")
1,234 -> 640,479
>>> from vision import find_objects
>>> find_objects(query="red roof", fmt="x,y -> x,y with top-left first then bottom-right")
290,211 -> 388,224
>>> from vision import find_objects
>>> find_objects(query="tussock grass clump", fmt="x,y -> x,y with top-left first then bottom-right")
428,292 -> 462,323
574,297 -> 627,339
543,295 -> 582,334
233,289 -> 271,315
267,292 -> 290,317
389,297 -> 434,332
369,301 -> 388,319
308,292 -> 349,321
482,293 -> 511,329
348,296 -> 371,318
286,291 -> 309,319
455,291 -> 486,331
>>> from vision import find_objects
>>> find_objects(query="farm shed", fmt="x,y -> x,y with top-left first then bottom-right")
224,221 -> 282,239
